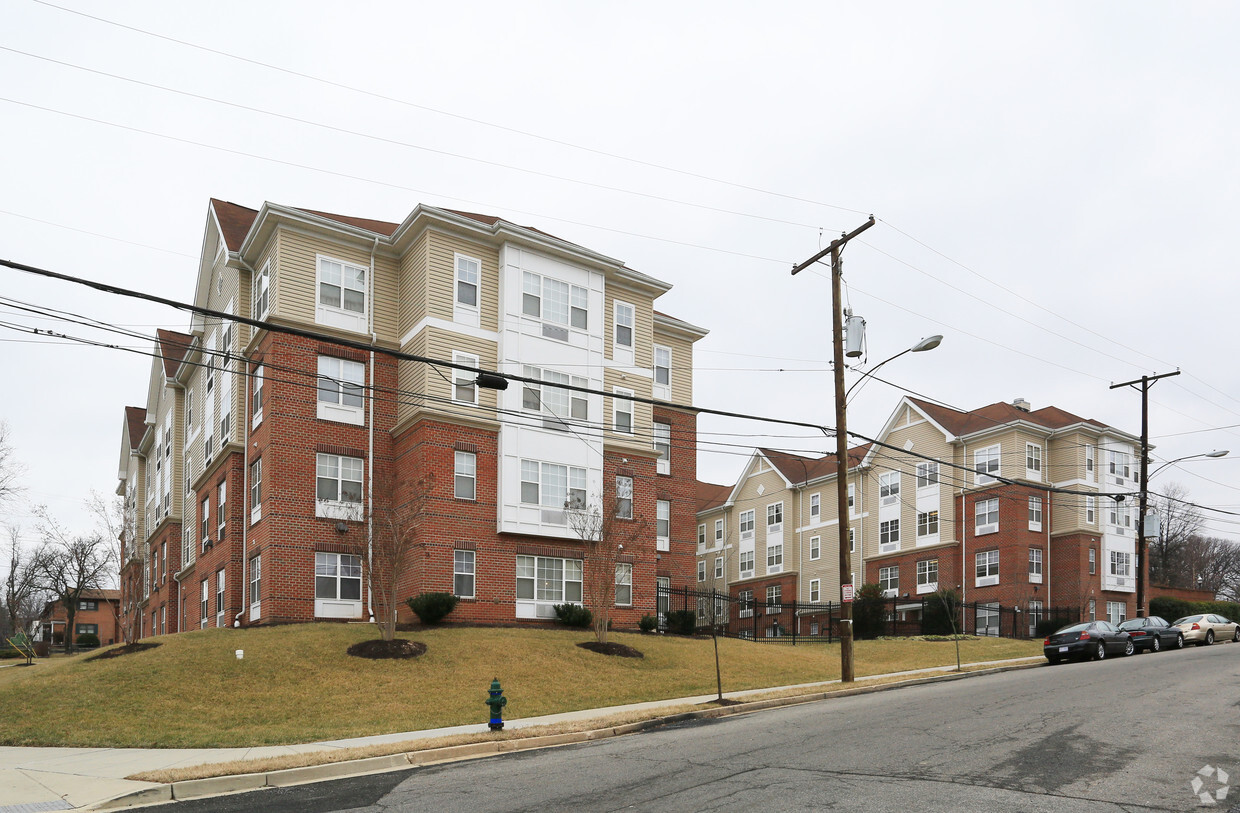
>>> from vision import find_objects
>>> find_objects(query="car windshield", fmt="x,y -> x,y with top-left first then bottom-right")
1055,623 -> 1089,634
1118,619 -> 1145,630
1173,615 -> 1202,625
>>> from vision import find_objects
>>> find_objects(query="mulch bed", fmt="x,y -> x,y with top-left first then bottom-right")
86,642 -> 162,662
347,639 -> 427,660
577,641 -> 644,658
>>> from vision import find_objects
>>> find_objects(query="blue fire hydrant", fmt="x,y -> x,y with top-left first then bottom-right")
485,677 -> 508,731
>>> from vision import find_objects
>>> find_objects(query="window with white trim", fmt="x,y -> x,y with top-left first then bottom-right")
1029,548 -> 1043,583
315,552 -> 362,610
810,535 -> 821,560
315,453 -> 363,520
249,554 -> 261,613
849,527 -> 856,553
714,556 -> 724,579
455,253 -> 480,312
810,579 -> 820,603
454,451 -> 476,500
317,355 -> 365,424
1107,600 -> 1126,624
848,482 -> 856,513
200,578 -> 209,629
975,445 -> 1000,485
1085,444 -> 1096,482
516,555 -> 582,619
766,541 -> 783,573
253,259 -> 270,320
250,458 -> 262,524
739,550 -> 754,579
714,518 -> 724,543
615,562 -> 633,606
1107,449 -> 1131,480
522,271 -> 587,330
975,498 -> 999,535
697,523 -> 706,551
1028,496 -> 1043,531
201,497 -> 210,546
738,589 -> 754,618
1109,550 -> 1132,578
452,352 -> 479,406
656,500 -> 670,551
880,519 -> 900,552
1028,599 -> 1043,637
810,493 -> 820,522
697,560 -> 706,582
767,502 -> 783,533
454,550 -> 476,598
917,559 -> 938,594
614,474 -> 632,519
215,568 -> 226,627
739,510 -> 755,541
879,472 -> 900,505
653,346 -> 671,395
1089,547 -> 1096,574
879,566 -> 898,596
1026,444 -> 1042,481
522,366 -> 588,425
917,510 -> 939,538
766,585 -> 782,613
317,256 -> 367,326
654,422 -> 671,475
916,462 -> 939,489
612,388 -> 634,434
975,550 -> 999,587
521,460 -> 587,520
613,301 -> 634,348
251,365 -> 264,427
187,387 -> 195,428
217,480 -> 227,541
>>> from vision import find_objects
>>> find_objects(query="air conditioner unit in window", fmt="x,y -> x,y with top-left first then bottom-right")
201,538 -> 213,554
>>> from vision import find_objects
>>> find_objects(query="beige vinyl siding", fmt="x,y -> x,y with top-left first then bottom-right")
732,465 -> 791,583
396,331 -> 430,430
398,232 -> 429,338
1047,431 -> 1085,486
373,253 -> 401,342
426,231 -> 502,331
870,415 -> 957,560
653,332 -> 694,404
423,231 -> 457,322
171,389 -> 184,519
419,326 -> 500,427
604,286 -> 655,366
274,229 -> 380,329
602,367 -> 653,454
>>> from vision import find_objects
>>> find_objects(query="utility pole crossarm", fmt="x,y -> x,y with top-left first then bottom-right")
790,216 -> 875,276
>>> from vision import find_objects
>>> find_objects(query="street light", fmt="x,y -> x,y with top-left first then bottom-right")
1148,450 -> 1228,480
845,336 -> 944,401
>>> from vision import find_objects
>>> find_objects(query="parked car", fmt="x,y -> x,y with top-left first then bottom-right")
1117,616 -> 1184,652
1044,621 -> 1134,663
1172,614 -> 1240,646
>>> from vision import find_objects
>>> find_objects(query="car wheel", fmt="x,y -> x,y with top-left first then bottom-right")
1124,639 -> 1135,656
1151,636 -> 1161,652
1095,641 -> 1106,660
1233,628 -> 1239,643
1046,656 -> 1060,665
1206,630 -> 1215,645
1176,634 -> 1184,649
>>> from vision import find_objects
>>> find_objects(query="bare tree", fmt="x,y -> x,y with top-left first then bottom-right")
566,493 -> 646,645
87,491 -> 134,642
1176,534 -> 1240,598
34,507 -> 114,653
1149,483 -> 1205,586
4,525 -> 42,639
364,471 -> 434,642
0,422 -> 25,519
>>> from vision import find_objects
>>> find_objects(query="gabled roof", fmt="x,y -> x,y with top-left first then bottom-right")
124,407 -> 147,451
758,444 -> 872,485
296,208 -> 400,237
906,397 -> 1109,439
443,209 -> 569,244
209,199 -> 259,252
696,481 -> 732,512
155,329 -> 194,380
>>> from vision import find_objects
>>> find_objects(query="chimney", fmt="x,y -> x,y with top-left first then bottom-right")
1012,398 -> 1031,413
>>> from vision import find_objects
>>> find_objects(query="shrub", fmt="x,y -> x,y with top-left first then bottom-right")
852,583 -> 888,640
75,633 -> 100,648
405,592 -> 459,624
553,603 -> 593,628
921,588 -> 962,636
1035,618 -> 1066,638
638,614 -> 657,633
52,631 -> 64,645
1150,596 -> 1193,623
665,610 -> 696,635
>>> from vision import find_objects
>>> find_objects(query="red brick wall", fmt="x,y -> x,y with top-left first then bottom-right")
1149,583 -> 1215,603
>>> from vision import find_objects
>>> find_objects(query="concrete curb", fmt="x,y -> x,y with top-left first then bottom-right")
86,658 -> 1044,809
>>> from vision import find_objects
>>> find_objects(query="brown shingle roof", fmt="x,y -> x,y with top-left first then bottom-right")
907,398 -> 1108,438
294,208 -> 399,237
156,329 -> 194,380
210,199 -> 258,252
124,406 -> 146,450
759,444 -> 872,485
696,481 -> 732,512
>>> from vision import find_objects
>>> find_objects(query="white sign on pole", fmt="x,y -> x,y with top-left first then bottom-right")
842,584 -> 854,603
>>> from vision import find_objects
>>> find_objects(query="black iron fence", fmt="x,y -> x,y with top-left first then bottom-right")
656,585 -> 1081,643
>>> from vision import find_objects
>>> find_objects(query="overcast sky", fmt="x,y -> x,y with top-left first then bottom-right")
3,1 -> 1239,548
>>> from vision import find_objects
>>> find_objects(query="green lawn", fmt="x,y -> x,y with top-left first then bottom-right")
0,624 -> 1040,748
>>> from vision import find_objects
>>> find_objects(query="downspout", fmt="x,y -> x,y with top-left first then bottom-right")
960,440 -> 967,606
367,237 -> 378,624
1045,485 -> 1052,617
235,256 -> 255,628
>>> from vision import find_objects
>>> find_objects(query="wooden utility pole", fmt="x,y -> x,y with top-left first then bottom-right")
792,215 -> 875,682
1110,370 -> 1179,618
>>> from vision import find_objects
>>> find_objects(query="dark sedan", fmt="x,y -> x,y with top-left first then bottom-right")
1044,621 -> 1134,663
1117,616 -> 1184,652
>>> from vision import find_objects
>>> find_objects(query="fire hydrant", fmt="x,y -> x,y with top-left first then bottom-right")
485,677 -> 508,731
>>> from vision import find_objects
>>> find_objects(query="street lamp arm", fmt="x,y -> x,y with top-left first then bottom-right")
844,335 -> 942,401
1147,450 -> 1228,481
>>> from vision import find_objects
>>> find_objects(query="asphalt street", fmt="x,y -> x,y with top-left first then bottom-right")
144,641 -> 1240,813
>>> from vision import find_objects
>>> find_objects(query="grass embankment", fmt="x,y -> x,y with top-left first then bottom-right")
0,624 -> 1039,749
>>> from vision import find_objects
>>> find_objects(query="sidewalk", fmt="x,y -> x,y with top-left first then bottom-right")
0,656 -> 1042,812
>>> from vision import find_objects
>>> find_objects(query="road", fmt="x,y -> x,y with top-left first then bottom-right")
148,642 -> 1240,812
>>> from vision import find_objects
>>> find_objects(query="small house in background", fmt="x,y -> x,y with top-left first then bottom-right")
37,589 -> 122,650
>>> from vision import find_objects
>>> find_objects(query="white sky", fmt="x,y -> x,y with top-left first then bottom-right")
2,1 -> 1239,546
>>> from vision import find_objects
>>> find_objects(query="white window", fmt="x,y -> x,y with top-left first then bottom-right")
612,388 -> 634,434
880,519 -> 899,552
1086,495 -> 1096,525
1089,598 -> 1096,621
653,345 -> 671,395
976,602 -> 1000,636
656,500 -> 670,551
1026,444 -> 1042,480
221,321 -> 234,371
315,453 -> 363,520
200,497 -> 210,545
1028,496 -> 1043,531
975,445 -> 1000,485
767,502 -> 783,533
215,569 -> 226,628
917,510 -> 939,538
521,460 -> 586,521
317,355 -> 365,424
516,555 -> 583,619
454,451 -> 476,500
1089,547 -> 1096,575
187,387 -> 195,428
1085,444 -> 1096,482
317,256 -> 367,329
217,480 -> 227,541
810,535 -> 821,560
916,462 -> 939,489
810,578 -> 821,603
249,458 -> 262,524
766,585 -> 782,613
1109,550 -> 1132,577
714,556 -> 724,579
251,365 -> 264,427
697,523 -> 706,551
614,301 -> 634,347
917,559 -> 938,594
522,271 -> 587,330
975,550 -> 999,587
615,475 -> 633,519
615,562 -> 633,606
205,334 -> 216,394
879,472 -> 900,506
714,519 -> 724,542
849,527 -> 856,553
848,482 -> 856,514
738,589 -> 754,618
455,253 -> 480,310
1108,449 -> 1131,480
697,560 -> 706,582
249,554 -> 261,615
522,366 -> 588,425
1029,548 -> 1043,583
454,550 -> 475,598
1028,599 -> 1043,637
200,578 -> 209,629
739,510 -> 755,541
739,550 -> 755,579
879,566 -> 899,596
315,552 -> 363,617
766,542 -> 783,573
654,422 -> 671,475
1107,600 -> 1126,625
253,259 -> 270,320
452,352 -> 479,406
810,493 -> 820,522
975,498 -> 999,535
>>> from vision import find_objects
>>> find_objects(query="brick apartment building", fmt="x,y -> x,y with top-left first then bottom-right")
697,396 -> 1146,637
117,199 -> 707,637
